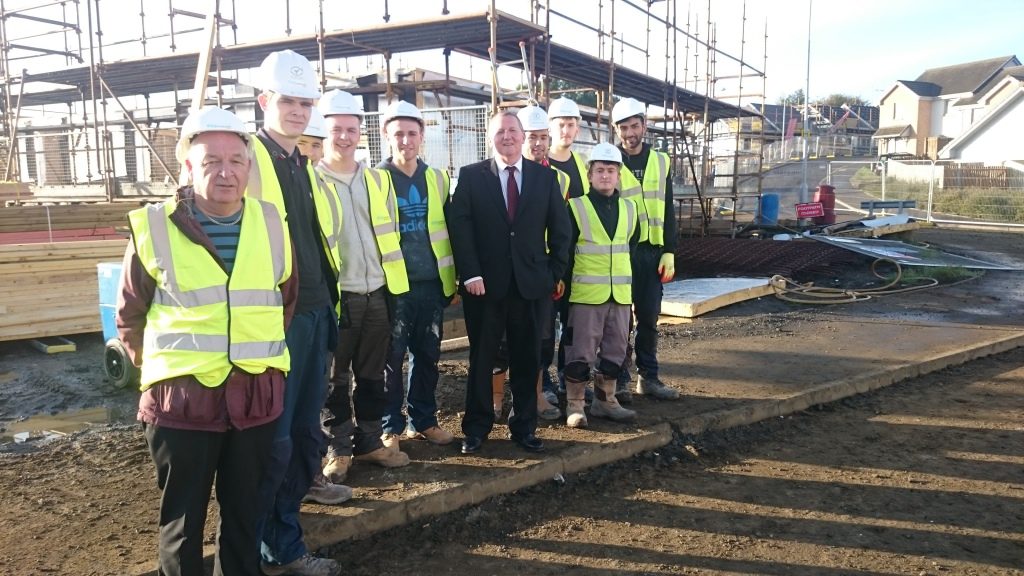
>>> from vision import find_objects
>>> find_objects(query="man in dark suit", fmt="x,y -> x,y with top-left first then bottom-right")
447,110 -> 571,455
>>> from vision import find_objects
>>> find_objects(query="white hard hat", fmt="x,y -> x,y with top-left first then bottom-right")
382,100 -> 423,125
611,97 -> 646,125
256,49 -> 321,99
303,108 -> 327,139
548,97 -> 581,119
587,142 -> 622,165
175,106 -> 249,163
517,105 -> 548,131
318,89 -> 363,117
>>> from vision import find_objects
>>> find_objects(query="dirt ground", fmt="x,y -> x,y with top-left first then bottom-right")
0,226 -> 1022,575
327,347 -> 1024,576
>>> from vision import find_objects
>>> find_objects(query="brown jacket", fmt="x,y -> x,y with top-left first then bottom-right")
117,188 -> 298,431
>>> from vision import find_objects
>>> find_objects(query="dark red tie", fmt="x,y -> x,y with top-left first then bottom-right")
505,166 -> 519,221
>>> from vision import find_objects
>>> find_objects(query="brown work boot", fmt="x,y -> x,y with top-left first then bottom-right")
590,374 -> 637,422
406,425 -> 454,446
564,378 -> 588,429
354,446 -> 410,468
322,455 -> 351,484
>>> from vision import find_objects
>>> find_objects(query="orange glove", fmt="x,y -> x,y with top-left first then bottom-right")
657,253 -> 675,284
552,280 -> 565,300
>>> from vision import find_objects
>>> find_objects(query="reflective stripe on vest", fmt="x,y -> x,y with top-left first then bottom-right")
247,137 -> 343,275
363,168 -> 410,294
568,195 -> 636,305
128,198 -> 292,390
553,167 -> 571,200
618,149 -> 668,246
425,167 -> 457,297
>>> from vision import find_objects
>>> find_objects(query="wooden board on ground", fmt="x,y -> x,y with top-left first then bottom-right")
661,277 -> 776,318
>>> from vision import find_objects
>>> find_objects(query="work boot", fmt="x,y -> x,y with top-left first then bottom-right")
565,378 -> 588,429
302,473 -> 353,505
615,371 -> 633,405
590,374 -> 637,422
261,553 -> 340,576
354,446 -> 410,468
322,455 -> 351,484
406,425 -> 454,446
381,432 -> 401,451
635,374 -> 680,400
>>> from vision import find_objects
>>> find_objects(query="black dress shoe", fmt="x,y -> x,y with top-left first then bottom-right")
509,433 -> 545,453
461,436 -> 483,454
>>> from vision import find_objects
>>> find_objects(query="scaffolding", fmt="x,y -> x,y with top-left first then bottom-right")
0,0 -> 767,237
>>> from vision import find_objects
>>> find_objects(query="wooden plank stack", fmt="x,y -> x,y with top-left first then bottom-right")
0,203 -> 137,244
0,239 -> 128,342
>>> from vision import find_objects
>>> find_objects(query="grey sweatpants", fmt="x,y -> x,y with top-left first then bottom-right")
564,301 -> 631,374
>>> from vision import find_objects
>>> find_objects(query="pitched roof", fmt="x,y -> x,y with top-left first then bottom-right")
957,64 -> 1024,105
898,80 -> 941,97
914,55 -> 1020,96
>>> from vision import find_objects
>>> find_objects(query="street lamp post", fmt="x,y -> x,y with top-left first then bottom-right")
800,0 -> 812,206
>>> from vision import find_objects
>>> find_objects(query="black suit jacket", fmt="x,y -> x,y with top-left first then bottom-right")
447,157 -> 571,301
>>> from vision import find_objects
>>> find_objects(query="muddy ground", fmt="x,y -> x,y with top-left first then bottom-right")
0,226 -> 1022,575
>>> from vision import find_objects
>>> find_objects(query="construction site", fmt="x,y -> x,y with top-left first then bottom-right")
4,2 -> 1024,575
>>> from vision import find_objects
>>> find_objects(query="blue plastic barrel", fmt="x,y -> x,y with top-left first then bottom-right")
758,193 -> 780,225
97,262 -> 122,342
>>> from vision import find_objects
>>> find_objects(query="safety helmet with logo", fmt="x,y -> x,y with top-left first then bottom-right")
548,97 -> 581,119
587,142 -> 623,166
318,89 -> 363,117
175,106 -> 250,163
381,100 -> 424,126
611,97 -> 646,125
303,108 -> 328,139
256,49 -> 321,100
517,105 -> 549,131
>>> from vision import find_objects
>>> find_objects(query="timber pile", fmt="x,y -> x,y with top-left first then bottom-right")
0,203 -> 137,244
0,239 -> 128,342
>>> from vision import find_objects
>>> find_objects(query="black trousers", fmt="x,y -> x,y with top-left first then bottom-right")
323,287 -> 392,456
461,283 -> 540,439
144,421 -> 276,576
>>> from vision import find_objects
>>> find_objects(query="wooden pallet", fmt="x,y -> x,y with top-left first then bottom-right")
0,239 -> 128,342
0,203 -> 140,236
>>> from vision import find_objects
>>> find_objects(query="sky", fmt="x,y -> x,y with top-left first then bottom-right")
8,0 -> 1023,109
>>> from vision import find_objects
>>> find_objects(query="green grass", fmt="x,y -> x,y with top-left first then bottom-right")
850,167 -> 1024,223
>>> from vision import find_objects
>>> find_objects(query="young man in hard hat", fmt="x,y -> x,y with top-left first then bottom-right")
118,106 -> 296,576
376,100 -> 457,447
612,97 -> 680,403
562,142 -> 640,427
316,89 -> 412,484
248,50 -> 347,576
296,108 -> 327,165
547,96 -> 589,199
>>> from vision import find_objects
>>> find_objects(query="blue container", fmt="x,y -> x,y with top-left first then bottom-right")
758,193 -> 780,225
97,262 -> 122,342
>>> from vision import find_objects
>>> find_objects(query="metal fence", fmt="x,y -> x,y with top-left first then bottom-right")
763,134 -> 872,165
841,159 -> 1024,226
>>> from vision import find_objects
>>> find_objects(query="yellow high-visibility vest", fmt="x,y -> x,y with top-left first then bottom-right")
128,198 -> 292,390
618,149 -> 669,246
424,167 -> 457,297
247,136 -> 343,277
321,167 -> 411,295
568,194 -> 636,305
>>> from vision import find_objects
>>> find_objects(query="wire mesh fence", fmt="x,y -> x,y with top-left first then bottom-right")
846,160 -> 1024,225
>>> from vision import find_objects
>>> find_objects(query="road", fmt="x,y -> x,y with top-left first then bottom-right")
331,347 -> 1024,575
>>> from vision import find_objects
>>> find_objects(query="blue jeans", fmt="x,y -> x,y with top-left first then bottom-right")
631,243 -> 664,380
259,304 -> 333,567
383,280 -> 447,435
